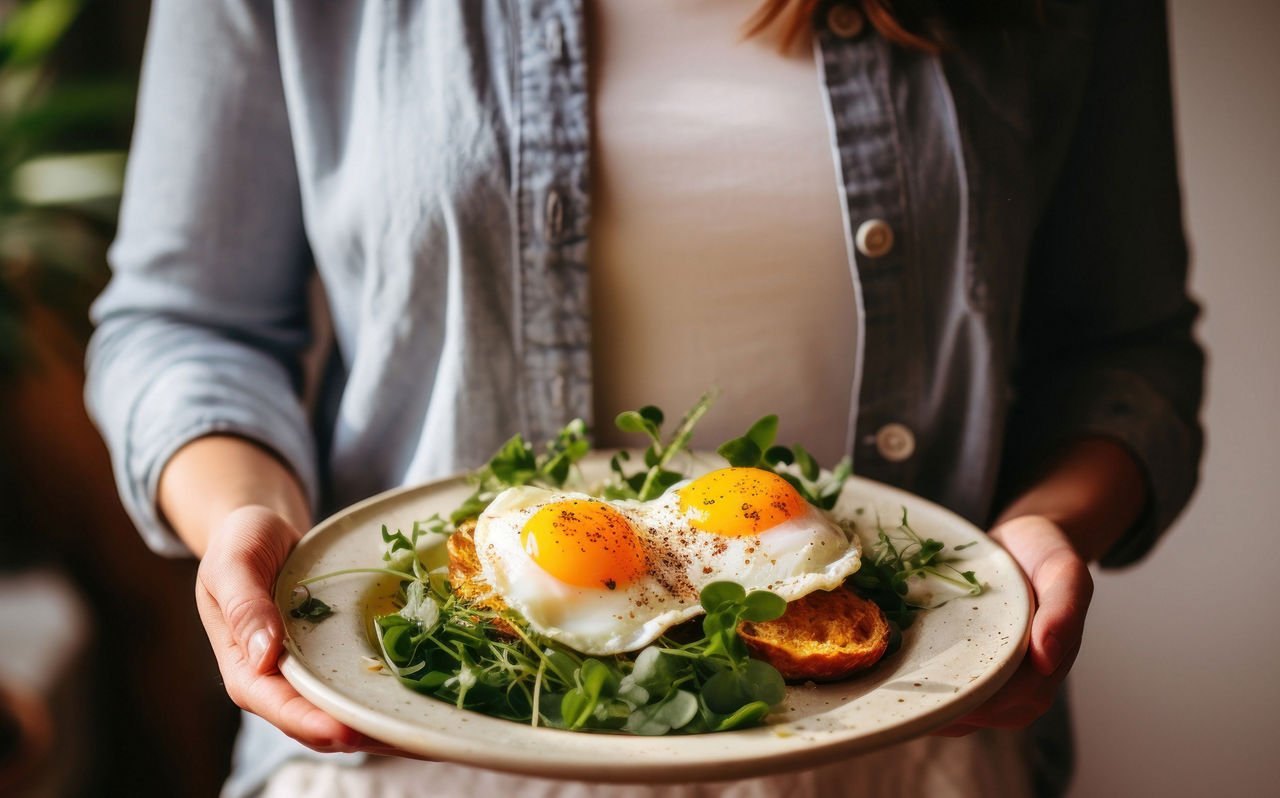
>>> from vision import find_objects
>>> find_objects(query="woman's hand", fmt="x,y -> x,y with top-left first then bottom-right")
934,514 -> 1093,735
194,505 -> 372,752
933,438 -> 1142,735
160,436 -> 414,756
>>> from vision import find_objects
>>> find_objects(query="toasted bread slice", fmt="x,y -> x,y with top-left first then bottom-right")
445,520 -> 494,605
446,521 -> 515,634
738,586 -> 890,682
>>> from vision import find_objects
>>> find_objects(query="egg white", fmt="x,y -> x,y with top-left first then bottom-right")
473,486 -> 704,655
639,482 -> 862,602
470,481 -> 862,656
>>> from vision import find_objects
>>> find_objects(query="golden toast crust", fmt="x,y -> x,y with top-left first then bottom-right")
446,521 -> 515,634
738,586 -> 890,681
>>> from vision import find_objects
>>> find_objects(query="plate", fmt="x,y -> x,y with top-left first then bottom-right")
275,452 -> 1031,782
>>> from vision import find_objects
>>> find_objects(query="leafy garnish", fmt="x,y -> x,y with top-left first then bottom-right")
716,414 -> 853,510
849,508 -> 984,633
367,505 -> 789,735
605,392 -> 715,501
289,587 -> 334,621
450,419 -> 591,526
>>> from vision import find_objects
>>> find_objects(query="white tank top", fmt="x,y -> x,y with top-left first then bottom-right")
587,0 -> 857,466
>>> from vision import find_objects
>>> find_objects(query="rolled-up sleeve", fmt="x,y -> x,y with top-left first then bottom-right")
1005,0 -> 1205,567
86,0 -> 316,557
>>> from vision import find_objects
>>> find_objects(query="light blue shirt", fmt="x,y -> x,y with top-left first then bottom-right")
86,1 -> 1202,795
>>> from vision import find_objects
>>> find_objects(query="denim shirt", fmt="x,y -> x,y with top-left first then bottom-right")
86,0 -> 1201,793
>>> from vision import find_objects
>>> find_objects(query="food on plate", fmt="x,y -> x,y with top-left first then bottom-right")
295,395 -> 983,735
444,521 -> 513,633
468,467 -> 862,656
450,519 -> 889,682
738,586 -> 890,681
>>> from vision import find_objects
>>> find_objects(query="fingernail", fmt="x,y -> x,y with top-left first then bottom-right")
248,629 -> 272,670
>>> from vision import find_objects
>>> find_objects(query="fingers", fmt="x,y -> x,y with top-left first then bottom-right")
936,516 -> 1091,735
194,506 -> 368,752
199,506 -> 298,673
945,637 -> 1081,732
197,577 -> 365,751
990,516 -> 1093,676
1026,545 -> 1092,676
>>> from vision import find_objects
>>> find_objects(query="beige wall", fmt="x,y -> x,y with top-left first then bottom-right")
1068,2 -> 1280,796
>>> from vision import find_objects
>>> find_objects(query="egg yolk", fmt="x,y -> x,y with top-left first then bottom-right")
676,467 -> 808,537
521,500 -> 646,590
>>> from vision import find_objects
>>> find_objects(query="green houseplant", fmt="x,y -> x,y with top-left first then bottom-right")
0,0 -> 134,380
0,3 -> 241,795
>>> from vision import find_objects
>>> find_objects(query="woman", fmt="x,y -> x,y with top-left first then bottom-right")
87,0 -> 1202,795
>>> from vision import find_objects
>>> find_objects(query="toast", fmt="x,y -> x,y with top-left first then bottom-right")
446,528 -> 889,681
445,520 -> 515,635
737,585 -> 890,681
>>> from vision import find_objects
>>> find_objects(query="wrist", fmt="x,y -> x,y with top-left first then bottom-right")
996,437 -> 1145,563
159,435 -> 312,557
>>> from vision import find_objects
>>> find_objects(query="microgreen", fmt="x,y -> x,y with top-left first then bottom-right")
605,393 -> 714,501
716,414 -> 853,510
849,508 -> 984,634
450,418 -> 591,526
288,586 -> 334,621
367,513 -> 790,735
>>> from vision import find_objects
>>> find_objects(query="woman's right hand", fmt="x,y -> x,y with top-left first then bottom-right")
161,436 -> 420,756
194,505 -> 372,752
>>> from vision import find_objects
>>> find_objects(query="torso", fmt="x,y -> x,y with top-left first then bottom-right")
588,0 -> 856,464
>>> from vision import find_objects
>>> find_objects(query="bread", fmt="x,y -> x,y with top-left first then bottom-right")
446,526 -> 889,681
737,586 -> 890,682
445,521 -> 515,634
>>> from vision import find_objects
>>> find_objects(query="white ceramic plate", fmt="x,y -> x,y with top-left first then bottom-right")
275,452 -> 1031,783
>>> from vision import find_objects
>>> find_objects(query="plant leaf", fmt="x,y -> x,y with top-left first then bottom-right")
740,590 -> 787,623
709,700 -> 772,731
745,415 -> 778,452
699,582 -> 746,613
716,437 -> 761,468
740,659 -> 786,706
792,444 -> 819,481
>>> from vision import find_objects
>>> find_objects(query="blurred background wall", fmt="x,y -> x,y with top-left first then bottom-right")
0,1 -> 237,796
0,0 -> 1274,796
1068,1 -> 1280,796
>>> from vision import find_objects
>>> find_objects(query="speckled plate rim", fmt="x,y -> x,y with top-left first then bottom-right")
276,453 -> 1032,783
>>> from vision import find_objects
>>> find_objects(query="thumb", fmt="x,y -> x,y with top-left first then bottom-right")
198,506 -> 301,674
992,516 -> 1093,676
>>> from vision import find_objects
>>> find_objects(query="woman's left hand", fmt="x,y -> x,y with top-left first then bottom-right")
934,513 -> 1094,735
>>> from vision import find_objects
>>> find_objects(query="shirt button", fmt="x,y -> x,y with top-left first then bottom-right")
544,19 -> 564,61
875,423 -> 915,462
827,4 -> 866,38
545,189 -> 564,243
855,218 -> 894,258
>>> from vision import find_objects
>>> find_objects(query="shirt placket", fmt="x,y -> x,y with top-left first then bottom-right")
816,2 -> 924,485
515,0 -> 593,444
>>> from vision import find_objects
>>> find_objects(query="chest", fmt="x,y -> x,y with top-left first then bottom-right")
270,0 -> 1096,444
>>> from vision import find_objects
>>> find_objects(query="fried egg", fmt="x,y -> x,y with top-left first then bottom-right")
471,467 -> 861,655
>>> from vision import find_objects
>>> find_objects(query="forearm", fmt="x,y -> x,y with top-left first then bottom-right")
158,435 -> 311,558
995,437 -> 1146,564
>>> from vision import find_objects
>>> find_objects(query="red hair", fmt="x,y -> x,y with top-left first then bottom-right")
745,0 -> 1040,53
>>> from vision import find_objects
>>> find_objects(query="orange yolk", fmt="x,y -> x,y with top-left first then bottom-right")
676,467 -> 807,537
520,500 -> 646,590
